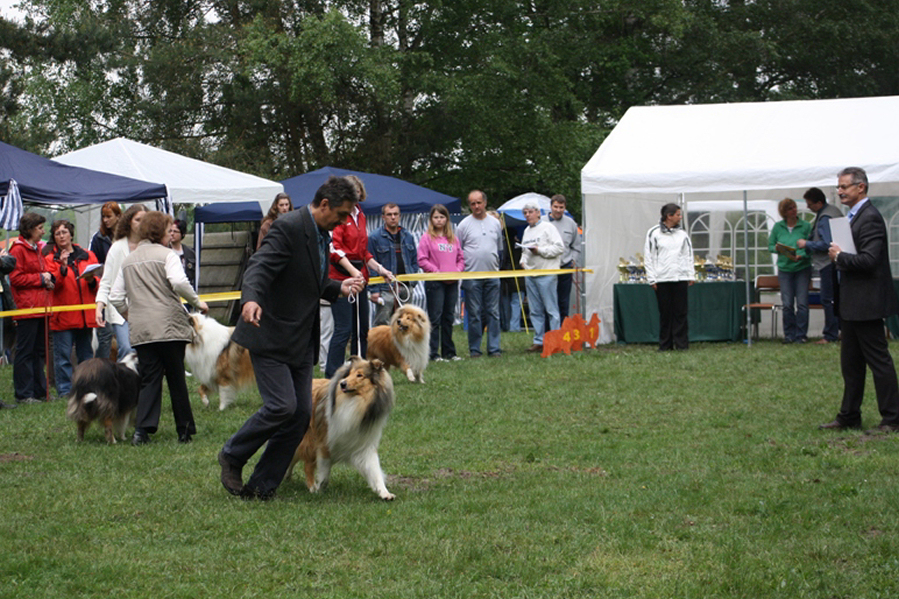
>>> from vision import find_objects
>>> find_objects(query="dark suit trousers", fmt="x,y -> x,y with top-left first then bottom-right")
838,319 -> 899,426
222,348 -> 314,496
654,281 -> 689,351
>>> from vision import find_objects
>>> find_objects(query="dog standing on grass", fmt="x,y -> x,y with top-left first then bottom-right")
367,304 -> 430,383
286,357 -> 397,500
184,313 -> 255,410
66,355 -> 140,444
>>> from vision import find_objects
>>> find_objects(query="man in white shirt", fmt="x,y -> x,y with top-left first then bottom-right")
520,202 -> 564,352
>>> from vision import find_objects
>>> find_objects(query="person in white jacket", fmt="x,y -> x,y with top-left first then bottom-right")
520,202 -> 564,352
644,203 -> 695,351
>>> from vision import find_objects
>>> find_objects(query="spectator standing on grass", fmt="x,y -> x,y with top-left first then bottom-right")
44,220 -> 100,399
456,190 -> 503,358
324,176 -> 394,378
819,167 -> 899,433
0,248 -> 17,409
796,187 -> 842,343
89,201 -> 121,359
109,211 -> 209,446
95,204 -> 147,360
418,204 -> 465,362
519,202 -> 564,353
368,202 -> 418,327
768,197 -> 812,344
9,212 -> 53,405
543,194 -> 580,320
644,203 -> 694,351
257,192 -> 293,251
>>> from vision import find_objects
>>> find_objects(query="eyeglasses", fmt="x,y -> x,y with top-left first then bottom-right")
837,182 -> 860,191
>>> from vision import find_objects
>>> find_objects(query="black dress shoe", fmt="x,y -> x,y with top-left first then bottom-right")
131,430 -> 150,445
178,433 -> 192,444
866,424 -> 899,434
818,420 -> 861,431
240,485 -> 276,502
218,451 -> 244,496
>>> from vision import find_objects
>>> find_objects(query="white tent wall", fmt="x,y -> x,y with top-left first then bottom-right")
581,96 -> 899,344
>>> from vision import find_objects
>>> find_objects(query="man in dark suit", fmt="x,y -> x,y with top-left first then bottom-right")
218,176 -> 364,500
819,167 -> 899,432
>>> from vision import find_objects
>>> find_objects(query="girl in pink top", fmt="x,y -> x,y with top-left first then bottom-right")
417,204 -> 465,361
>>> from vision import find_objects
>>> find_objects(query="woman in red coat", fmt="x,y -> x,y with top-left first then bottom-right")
44,220 -> 100,398
323,176 -> 393,378
9,212 -> 53,404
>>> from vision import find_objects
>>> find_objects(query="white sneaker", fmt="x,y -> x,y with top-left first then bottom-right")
450,356 -> 463,361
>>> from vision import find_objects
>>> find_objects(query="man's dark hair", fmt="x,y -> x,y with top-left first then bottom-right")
312,176 -> 358,208
551,194 -> 566,206
803,187 -> 826,205
382,202 -> 399,214
18,212 -> 46,238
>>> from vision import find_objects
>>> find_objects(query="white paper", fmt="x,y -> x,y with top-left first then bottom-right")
829,217 -> 856,254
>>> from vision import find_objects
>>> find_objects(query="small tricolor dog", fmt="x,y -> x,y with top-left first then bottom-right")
286,357 -> 397,500
66,354 -> 140,444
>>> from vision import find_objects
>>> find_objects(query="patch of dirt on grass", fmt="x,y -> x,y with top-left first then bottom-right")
826,433 -> 896,454
0,452 -> 34,463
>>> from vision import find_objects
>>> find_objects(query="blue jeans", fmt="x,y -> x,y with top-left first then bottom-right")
113,321 -> 133,360
325,293 -> 370,378
53,328 -> 94,396
509,287 -> 523,332
462,278 -> 501,356
779,268 -> 811,341
525,275 -> 560,345
818,264 -> 839,341
426,281 -> 458,359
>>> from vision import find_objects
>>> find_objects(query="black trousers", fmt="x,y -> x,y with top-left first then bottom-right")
134,341 -> 196,436
837,319 -> 899,427
13,318 -> 47,400
654,281 -> 689,351
222,348 -> 314,496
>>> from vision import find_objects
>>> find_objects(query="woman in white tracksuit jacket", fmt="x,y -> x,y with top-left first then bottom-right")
644,203 -> 695,351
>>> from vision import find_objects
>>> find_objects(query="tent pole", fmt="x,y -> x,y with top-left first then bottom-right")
744,191 -> 752,347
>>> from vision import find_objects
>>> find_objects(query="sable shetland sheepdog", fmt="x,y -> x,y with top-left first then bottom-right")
366,304 -> 430,383
184,313 -> 255,410
66,354 -> 140,444
286,357 -> 397,500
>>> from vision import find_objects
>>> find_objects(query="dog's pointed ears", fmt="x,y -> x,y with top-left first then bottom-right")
370,358 -> 384,370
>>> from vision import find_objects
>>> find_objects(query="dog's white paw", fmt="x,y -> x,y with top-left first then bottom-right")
405,368 -> 415,382
379,490 -> 395,501
200,394 -> 209,407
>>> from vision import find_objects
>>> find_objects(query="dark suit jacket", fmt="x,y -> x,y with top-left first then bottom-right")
835,199 -> 899,322
232,206 -> 341,365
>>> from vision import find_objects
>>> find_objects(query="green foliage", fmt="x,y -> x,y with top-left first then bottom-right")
4,334 -> 899,597
4,0 -> 899,221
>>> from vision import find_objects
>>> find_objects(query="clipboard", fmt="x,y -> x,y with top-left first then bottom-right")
829,217 -> 856,254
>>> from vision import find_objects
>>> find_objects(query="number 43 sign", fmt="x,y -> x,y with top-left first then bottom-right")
541,313 -> 601,358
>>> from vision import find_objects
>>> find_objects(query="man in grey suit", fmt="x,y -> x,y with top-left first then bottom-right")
819,167 -> 899,432
218,176 -> 364,500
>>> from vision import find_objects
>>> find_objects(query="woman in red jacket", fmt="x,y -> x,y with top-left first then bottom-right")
9,212 -> 54,404
323,176 -> 393,378
44,220 -> 100,398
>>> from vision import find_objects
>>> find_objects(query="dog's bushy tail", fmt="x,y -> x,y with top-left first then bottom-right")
82,393 -> 98,404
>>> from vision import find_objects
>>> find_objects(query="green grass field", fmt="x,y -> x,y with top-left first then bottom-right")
2,331 -> 899,598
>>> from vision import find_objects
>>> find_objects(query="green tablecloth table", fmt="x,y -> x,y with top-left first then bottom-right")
613,281 -> 747,344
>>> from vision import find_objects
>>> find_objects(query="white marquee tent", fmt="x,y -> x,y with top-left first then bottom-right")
581,95 -> 899,343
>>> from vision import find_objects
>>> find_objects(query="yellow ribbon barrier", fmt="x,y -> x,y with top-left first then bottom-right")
0,269 -> 590,318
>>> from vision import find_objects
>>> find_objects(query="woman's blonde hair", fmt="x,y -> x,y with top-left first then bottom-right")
778,197 -> 797,219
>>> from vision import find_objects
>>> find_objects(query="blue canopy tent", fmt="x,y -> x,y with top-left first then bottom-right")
194,201 -> 263,224
0,141 -> 169,230
280,166 -> 460,215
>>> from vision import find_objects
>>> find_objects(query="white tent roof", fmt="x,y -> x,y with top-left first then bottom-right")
580,95 -> 899,343
582,95 -> 899,200
54,137 -> 283,205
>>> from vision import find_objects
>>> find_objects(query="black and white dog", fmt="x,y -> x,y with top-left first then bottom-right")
66,354 -> 141,444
